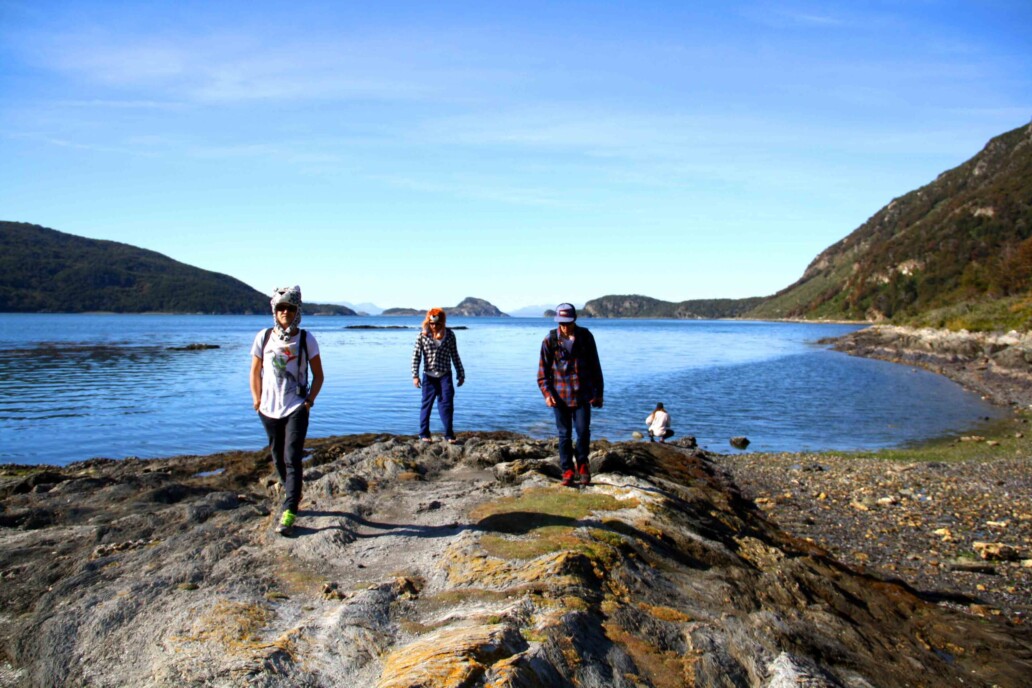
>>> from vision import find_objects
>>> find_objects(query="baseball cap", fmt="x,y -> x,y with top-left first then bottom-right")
553,303 -> 577,323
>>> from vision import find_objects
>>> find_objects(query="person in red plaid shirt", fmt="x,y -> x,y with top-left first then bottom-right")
537,303 -> 604,486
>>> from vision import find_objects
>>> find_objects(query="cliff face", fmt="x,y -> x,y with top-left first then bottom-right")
749,122 -> 1032,324
2,436 -> 1029,687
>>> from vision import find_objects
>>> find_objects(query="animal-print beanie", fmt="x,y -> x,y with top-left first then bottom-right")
270,285 -> 302,340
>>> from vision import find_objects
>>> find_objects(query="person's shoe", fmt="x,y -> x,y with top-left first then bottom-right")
420,436 -> 433,443
578,463 -> 591,486
560,469 -> 575,487
276,510 -> 296,536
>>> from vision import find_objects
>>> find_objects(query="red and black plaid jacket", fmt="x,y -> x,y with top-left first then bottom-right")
537,326 -> 604,407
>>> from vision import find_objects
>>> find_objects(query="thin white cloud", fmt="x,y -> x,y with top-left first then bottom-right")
58,99 -> 189,110
9,131 -> 122,153
16,27 -> 470,104
371,173 -> 564,208
739,3 -> 847,29
782,12 -> 844,27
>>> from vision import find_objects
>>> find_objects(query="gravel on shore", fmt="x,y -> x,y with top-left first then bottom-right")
716,447 -> 1032,625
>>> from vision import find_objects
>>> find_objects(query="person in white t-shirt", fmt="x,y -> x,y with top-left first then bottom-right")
646,402 -> 673,442
249,285 -> 324,536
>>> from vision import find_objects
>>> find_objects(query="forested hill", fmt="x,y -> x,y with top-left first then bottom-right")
582,294 -> 765,319
747,122 -> 1032,329
382,297 -> 508,316
0,222 -> 355,314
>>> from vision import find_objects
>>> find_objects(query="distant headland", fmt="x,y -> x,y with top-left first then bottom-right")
381,297 -> 509,317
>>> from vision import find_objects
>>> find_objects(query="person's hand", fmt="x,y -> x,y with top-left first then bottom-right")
304,398 -> 314,410
545,394 -> 556,408
457,377 -> 465,387
252,400 -> 260,411
590,397 -> 604,409
413,377 -> 421,389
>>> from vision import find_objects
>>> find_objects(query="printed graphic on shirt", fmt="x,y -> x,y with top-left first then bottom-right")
271,343 -> 298,376
271,342 -> 300,388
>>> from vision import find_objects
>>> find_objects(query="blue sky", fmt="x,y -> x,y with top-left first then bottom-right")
2,1 -> 1029,312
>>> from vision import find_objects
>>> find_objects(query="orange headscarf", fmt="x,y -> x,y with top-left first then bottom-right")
422,308 -> 447,338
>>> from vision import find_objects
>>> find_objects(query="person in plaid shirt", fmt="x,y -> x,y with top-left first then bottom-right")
412,307 -> 465,443
537,303 -> 604,486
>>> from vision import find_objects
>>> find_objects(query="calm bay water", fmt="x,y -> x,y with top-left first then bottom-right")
0,314 -> 1002,465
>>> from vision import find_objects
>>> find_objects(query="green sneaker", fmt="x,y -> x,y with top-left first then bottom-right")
276,510 -> 296,536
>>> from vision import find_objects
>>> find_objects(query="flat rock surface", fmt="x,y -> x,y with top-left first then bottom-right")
2,435 -> 1031,687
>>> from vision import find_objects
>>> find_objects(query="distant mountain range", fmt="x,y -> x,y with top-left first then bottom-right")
0,222 -> 355,315
339,301 -> 383,315
4,122 -> 1030,328
507,304 -> 561,317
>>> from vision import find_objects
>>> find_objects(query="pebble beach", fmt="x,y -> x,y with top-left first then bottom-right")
719,325 -> 1032,625
718,444 -> 1032,624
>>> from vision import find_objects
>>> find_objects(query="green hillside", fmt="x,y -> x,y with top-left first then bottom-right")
583,294 -> 765,319
748,123 -> 1032,330
0,222 -> 354,315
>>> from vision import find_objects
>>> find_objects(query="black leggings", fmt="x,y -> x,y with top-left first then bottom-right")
260,405 -> 309,514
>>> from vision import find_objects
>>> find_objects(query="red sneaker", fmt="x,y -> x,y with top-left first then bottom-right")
561,469 -> 575,487
578,463 -> 591,486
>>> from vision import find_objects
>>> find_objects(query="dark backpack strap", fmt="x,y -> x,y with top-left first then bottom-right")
544,328 -> 558,365
259,328 -> 273,374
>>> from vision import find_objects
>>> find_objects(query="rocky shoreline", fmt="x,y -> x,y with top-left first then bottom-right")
706,324 -> 1032,624
826,325 -> 1032,408
2,431 -> 1031,686
717,448 -> 1032,624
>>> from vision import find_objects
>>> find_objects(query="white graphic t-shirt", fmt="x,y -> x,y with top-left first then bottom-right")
251,329 -> 321,419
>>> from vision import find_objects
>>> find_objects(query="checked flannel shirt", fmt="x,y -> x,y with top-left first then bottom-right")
411,329 -> 465,382
537,326 -> 604,408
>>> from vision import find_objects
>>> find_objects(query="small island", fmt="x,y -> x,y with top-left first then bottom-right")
381,296 -> 508,317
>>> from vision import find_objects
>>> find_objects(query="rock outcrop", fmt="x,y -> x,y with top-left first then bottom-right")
448,297 -> 508,317
381,308 -> 424,316
828,325 -> 1032,407
381,298 -> 507,318
2,435 -> 1030,687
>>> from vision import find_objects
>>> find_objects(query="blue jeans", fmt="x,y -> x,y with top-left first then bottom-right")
419,373 -> 455,439
553,403 -> 591,473
260,404 -> 309,514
